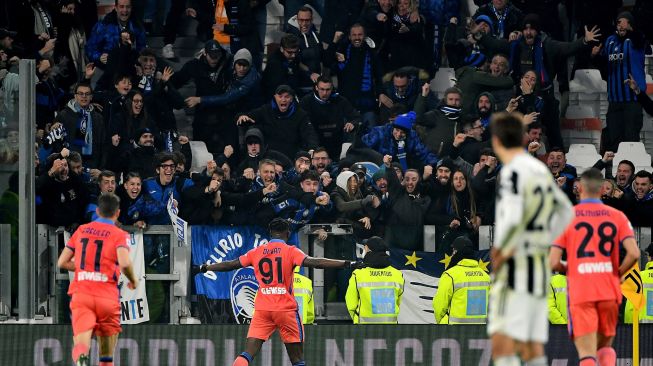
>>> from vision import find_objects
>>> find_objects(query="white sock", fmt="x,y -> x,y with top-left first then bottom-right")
525,356 -> 547,366
494,355 -> 521,366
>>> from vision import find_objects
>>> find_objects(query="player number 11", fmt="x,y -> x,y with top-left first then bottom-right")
79,238 -> 104,272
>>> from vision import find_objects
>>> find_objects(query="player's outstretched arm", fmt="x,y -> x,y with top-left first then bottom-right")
619,237 -> 641,276
57,247 -> 75,272
303,257 -> 364,269
200,259 -> 243,273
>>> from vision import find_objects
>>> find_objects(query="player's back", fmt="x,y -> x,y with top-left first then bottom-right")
495,153 -> 573,295
67,218 -> 130,300
241,239 -> 307,312
555,200 -> 633,305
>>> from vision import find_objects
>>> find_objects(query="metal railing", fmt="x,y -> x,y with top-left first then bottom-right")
2,224 -> 651,324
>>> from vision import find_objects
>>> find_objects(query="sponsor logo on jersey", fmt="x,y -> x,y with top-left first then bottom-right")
577,261 -> 613,274
77,271 -> 108,282
230,267 -> 258,324
260,287 -> 287,295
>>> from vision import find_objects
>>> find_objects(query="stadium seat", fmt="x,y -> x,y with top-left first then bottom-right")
564,105 -> 597,120
612,142 -> 653,176
561,106 -> 603,147
569,69 -> 606,93
566,144 -> 601,174
189,141 -> 213,172
429,68 -> 456,97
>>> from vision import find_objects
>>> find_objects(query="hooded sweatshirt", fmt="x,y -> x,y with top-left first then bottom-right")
237,128 -> 293,174
332,171 -> 378,216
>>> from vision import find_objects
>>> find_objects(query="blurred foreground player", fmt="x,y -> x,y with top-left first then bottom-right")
550,168 -> 640,366
57,193 -> 138,366
489,112 -> 573,366
195,218 -> 365,366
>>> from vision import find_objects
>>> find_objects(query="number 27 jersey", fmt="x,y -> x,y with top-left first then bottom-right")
553,200 -> 634,305
239,239 -> 307,312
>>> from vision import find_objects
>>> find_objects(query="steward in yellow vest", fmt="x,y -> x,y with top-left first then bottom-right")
433,236 -> 490,324
346,236 -> 404,324
548,273 -> 568,324
625,244 -> 653,324
293,267 -> 315,324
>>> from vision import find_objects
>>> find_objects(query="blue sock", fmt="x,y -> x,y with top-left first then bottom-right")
292,361 -> 305,366
240,352 -> 253,363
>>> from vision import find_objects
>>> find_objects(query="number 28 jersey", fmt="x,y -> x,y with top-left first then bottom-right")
553,200 -> 634,305
239,239 -> 307,312
66,218 -> 130,300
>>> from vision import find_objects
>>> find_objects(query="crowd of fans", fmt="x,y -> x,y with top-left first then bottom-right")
1,0 -> 653,253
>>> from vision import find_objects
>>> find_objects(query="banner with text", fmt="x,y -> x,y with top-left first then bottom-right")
6,324 -> 652,365
119,233 -> 150,324
192,226 -> 270,299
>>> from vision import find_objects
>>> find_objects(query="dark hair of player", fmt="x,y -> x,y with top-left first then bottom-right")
268,218 -> 290,239
490,112 -> 525,149
97,192 -> 121,218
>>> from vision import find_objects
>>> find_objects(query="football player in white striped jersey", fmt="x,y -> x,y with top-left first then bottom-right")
488,113 -> 574,366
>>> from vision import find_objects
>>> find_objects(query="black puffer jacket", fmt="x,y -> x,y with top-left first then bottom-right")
240,100 -> 319,160
384,165 -> 431,251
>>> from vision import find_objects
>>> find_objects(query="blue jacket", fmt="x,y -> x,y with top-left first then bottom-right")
362,124 -> 439,167
85,10 -> 146,63
142,176 -> 194,224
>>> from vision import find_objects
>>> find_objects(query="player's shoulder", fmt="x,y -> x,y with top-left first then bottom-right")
503,154 -> 547,174
501,154 -> 552,186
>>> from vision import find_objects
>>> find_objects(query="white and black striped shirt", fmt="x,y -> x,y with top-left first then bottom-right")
494,153 -> 573,296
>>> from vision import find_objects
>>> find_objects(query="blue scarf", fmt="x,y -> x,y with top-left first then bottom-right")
510,36 -> 549,86
339,44 -> 372,93
396,140 -> 408,171
491,4 -> 508,38
72,104 -> 93,156
439,105 -> 462,120
464,44 -> 487,67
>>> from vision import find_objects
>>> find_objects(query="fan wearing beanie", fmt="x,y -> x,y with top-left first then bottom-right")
360,111 -> 438,171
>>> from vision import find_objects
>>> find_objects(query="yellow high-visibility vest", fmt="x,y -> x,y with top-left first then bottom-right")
345,266 -> 404,324
548,274 -> 568,324
433,258 -> 490,324
293,271 -> 314,324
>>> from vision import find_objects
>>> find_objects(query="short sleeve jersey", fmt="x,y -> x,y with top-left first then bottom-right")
554,199 -> 634,305
239,239 -> 308,312
66,218 -> 130,300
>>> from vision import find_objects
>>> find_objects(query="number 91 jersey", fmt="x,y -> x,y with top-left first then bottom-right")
239,239 -> 307,312
553,200 -> 634,305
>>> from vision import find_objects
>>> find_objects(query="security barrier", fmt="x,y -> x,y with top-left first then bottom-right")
1,224 -> 650,324
1,324 -> 651,365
